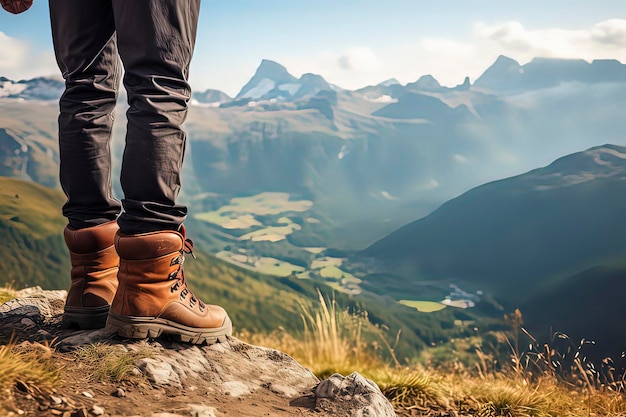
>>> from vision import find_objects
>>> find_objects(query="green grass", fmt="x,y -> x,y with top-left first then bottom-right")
194,192 -> 313,229
399,300 -> 447,313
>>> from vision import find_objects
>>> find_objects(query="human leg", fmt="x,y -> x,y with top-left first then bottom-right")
105,0 -> 231,344
50,0 -> 121,328
112,0 -> 201,234
49,0 -> 122,229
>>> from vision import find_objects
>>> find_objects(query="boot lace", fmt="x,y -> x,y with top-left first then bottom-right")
169,237 -> 206,312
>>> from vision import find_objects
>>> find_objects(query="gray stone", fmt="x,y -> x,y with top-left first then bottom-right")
136,358 -> 182,388
314,372 -> 396,417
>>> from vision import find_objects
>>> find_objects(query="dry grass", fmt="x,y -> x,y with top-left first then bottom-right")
239,297 -> 626,417
73,342 -> 159,384
0,339 -> 60,415
240,291 -> 384,379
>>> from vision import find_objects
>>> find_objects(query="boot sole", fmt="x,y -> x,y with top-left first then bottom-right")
105,312 -> 232,345
62,305 -> 110,330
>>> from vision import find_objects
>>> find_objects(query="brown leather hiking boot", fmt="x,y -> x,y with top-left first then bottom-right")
63,221 -> 119,329
105,227 -> 232,345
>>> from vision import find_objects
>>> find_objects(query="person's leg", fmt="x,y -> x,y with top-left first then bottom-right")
49,0 -> 122,229
112,0 -> 200,234
50,0 -> 121,328
105,0 -> 231,344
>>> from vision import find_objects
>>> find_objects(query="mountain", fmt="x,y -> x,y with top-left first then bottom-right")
372,92 -> 473,121
192,88 -> 231,105
0,77 -> 64,100
234,59 -> 332,102
361,144 -> 626,304
359,144 -> 626,358
406,75 -> 443,92
475,55 -> 626,93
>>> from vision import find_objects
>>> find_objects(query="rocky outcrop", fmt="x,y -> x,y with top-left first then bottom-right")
0,288 -> 396,417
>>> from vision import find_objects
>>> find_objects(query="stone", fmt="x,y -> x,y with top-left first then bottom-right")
137,358 -> 181,387
189,405 -> 217,417
91,405 -> 105,415
313,372 -> 396,417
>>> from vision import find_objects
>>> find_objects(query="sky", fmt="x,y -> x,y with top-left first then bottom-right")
1,1 -> 626,97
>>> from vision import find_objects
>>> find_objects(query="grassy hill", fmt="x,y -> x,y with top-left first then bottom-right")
0,177 -> 68,289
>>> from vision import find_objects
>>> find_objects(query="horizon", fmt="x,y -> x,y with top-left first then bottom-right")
1,1 -> 625,96
2,54 -> 626,98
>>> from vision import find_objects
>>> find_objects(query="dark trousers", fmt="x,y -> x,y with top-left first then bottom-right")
49,0 -> 201,234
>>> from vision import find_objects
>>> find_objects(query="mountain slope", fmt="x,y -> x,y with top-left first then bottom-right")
521,264 -> 626,358
362,144 -> 626,304
0,177 -> 68,289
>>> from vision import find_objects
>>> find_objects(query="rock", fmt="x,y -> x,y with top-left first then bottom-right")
189,405 -> 217,417
136,358 -> 181,387
0,288 -> 398,417
313,373 -> 396,417
91,405 -> 105,415
112,388 -> 126,398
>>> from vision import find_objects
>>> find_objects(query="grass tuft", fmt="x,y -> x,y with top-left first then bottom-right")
0,285 -> 17,304
73,342 -> 159,383
0,339 -> 60,415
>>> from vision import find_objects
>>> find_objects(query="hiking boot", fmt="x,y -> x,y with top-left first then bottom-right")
62,220 -> 119,329
105,227 -> 232,345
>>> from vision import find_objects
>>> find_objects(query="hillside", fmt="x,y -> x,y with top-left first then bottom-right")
360,145 -> 626,357
0,177 -> 68,289
362,144 -> 626,300
521,264 -> 626,359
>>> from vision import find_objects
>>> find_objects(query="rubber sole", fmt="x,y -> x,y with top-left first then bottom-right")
105,312 -> 232,345
62,305 -> 110,330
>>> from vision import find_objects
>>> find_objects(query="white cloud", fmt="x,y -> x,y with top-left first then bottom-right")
0,31 -> 57,81
453,154 -> 470,164
337,47 -> 381,71
0,32 -> 28,71
275,19 -> 626,91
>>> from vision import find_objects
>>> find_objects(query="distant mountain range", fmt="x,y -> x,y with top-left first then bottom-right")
2,54 -> 626,249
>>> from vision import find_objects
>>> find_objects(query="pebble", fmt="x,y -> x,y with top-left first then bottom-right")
82,391 -> 94,398
91,405 -> 105,416
112,387 -> 126,397
50,395 -> 63,404
20,318 -> 36,327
